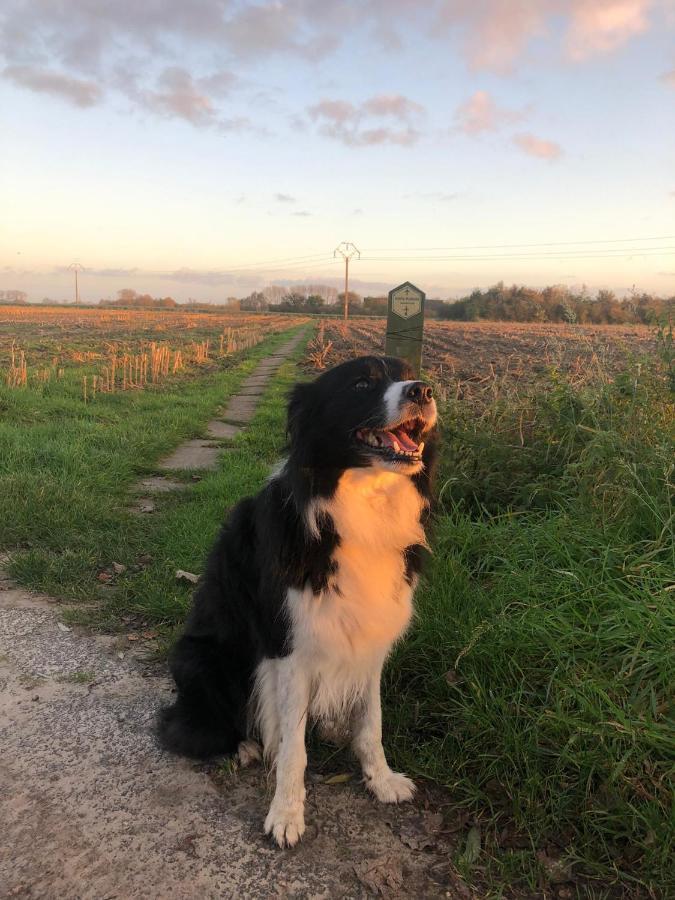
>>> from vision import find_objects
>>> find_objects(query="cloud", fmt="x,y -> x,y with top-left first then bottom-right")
309,99 -> 356,124
513,132 -> 563,159
3,64 -> 102,107
0,0 -> 666,135
308,93 -> 424,147
434,0 -> 658,72
437,0 -> 547,73
160,268 -> 255,287
139,67 -> 215,126
275,193 -> 296,203
565,0 -> 652,60
115,65 -> 256,131
292,210 -> 312,217
416,191 -> 462,202
224,3 -> 339,60
454,90 -> 521,134
362,94 -> 424,119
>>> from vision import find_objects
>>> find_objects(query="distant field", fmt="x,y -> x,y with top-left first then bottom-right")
305,317 -> 657,393
0,306 -> 307,396
1,307 -> 656,396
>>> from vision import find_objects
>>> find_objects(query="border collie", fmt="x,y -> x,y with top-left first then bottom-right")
158,355 -> 438,847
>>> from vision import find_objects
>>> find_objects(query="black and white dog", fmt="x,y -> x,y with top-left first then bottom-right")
158,355 -> 438,847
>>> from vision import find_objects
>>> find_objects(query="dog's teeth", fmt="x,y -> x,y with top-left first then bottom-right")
392,440 -> 401,453
418,442 -> 425,453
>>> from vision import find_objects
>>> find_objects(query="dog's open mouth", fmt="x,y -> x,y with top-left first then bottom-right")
356,417 -> 426,462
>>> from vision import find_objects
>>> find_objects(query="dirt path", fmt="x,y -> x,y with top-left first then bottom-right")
0,334 -> 467,899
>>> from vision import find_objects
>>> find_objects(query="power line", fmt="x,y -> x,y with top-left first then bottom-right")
215,251 -> 330,272
360,248 -> 675,262
361,234 -> 675,252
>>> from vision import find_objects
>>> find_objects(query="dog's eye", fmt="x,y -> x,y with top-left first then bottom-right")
354,378 -> 370,390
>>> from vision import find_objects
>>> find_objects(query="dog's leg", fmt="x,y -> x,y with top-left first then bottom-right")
253,658 -> 281,763
351,665 -> 415,803
263,655 -> 310,848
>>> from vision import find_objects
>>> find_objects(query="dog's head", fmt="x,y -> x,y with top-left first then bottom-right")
288,356 -> 438,476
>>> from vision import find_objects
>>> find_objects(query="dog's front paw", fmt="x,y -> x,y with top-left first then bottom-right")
264,801 -> 306,848
366,770 -> 416,804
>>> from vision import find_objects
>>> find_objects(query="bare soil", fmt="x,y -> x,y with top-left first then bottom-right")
306,319 -> 656,394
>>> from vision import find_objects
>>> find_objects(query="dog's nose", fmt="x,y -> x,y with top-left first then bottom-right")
405,381 -> 433,404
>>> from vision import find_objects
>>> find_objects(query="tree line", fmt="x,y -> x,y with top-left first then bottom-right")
239,283 -> 672,324
437,283 -> 672,324
6,283 -> 671,325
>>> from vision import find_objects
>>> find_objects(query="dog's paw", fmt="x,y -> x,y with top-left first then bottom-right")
366,770 -> 416,804
264,802 -> 306,848
237,739 -> 262,768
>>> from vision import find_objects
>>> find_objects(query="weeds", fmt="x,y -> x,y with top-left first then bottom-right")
386,347 -> 674,893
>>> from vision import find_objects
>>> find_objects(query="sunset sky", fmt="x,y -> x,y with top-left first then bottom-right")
1,0 -> 674,303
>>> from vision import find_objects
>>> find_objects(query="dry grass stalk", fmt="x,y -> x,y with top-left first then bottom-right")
5,346 -> 27,387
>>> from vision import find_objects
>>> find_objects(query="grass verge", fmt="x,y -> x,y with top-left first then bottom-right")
0,327 -> 305,602
385,353 -> 674,896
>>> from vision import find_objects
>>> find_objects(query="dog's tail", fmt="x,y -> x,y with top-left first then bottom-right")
157,633 -> 252,760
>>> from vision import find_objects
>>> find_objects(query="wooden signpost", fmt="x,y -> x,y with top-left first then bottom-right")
384,281 -> 425,376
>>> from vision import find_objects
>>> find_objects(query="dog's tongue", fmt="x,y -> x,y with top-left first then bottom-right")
377,430 -> 397,449
379,427 -> 419,451
392,427 -> 419,451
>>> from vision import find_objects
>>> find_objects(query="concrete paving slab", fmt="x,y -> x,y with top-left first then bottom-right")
222,397 -> 259,425
159,440 -> 222,471
206,421 -> 242,440
237,387 -> 265,396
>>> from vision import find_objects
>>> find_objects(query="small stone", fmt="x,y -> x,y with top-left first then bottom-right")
176,570 -> 199,584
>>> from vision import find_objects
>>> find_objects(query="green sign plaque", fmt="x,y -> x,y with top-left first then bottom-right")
385,281 -> 425,376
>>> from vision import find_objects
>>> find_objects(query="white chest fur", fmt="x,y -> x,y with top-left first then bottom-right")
287,469 -> 427,719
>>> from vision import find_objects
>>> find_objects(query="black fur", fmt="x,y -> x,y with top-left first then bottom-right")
157,355 -> 438,760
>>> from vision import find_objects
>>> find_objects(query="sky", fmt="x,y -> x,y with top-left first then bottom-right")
1,0 -> 675,303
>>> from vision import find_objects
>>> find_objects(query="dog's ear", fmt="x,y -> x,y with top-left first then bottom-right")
287,382 -> 316,448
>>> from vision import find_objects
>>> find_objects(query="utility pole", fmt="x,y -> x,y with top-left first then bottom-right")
333,242 -> 360,321
68,262 -> 84,305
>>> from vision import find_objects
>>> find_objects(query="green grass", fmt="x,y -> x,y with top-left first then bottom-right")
384,356 -> 674,895
0,327 -> 305,602
86,351 -> 304,631
1,325 -> 672,896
